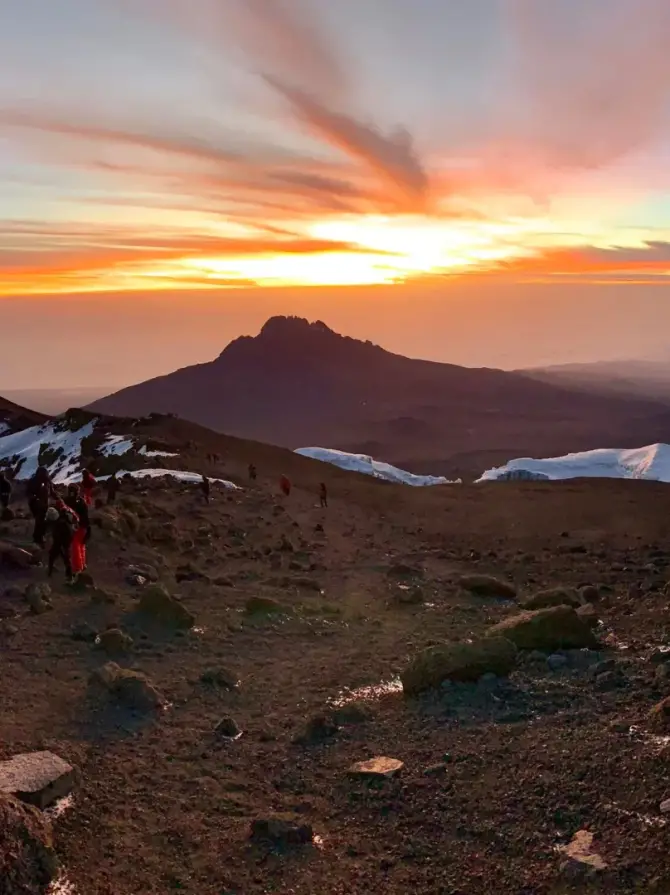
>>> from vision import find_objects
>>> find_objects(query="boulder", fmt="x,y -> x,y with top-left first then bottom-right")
138,585 -> 194,629
293,713 -> 338,745
348,756 -> 404,779
332,701 -> 371,726
521,587 -> 582,610
97,628 -> 133,655
0,541 -> 37,570
649,695 -> 670,732
127,563 -> 159,582
24,583 -> 52,615
487,606 -> 598,651
214,716 -> 242,739
89,662 -> 164,711
401,637 -> 518,695
0,794 -> 58,894
250,815 -> 313,847
0,751 -> 75,810
71,621 -> 98,643
576,603 -> 599,628
558,829 -> 607,878
245,595 -> 283,615
458,575 -> 516,600
90,587 -> 117,605
580,585 -> 601,603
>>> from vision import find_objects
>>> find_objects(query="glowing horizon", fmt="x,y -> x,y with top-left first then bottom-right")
2,0 -> 670,296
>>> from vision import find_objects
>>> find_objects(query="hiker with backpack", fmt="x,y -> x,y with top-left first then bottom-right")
201,474 -> 211,504
65,484 -> 90,577
26,466 -> 53,547
319,482 -> 328,508
106,472 -> 120,505
45,501 -> 78,582
279,474 -> 291,497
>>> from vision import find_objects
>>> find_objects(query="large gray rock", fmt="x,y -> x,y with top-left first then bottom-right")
89,662 -> 164,711
458,575 -> 516,600
138,585 -> 194,629
0,794 -> 58,893
521,587 -> 582,610
401,637 -> 518,695
487,606 -> 598,651
0,751 -> 75,809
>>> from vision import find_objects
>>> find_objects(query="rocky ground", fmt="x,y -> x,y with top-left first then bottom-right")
2,444 -> 670,894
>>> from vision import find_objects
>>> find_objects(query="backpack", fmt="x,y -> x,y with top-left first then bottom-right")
60,505 -> 79,535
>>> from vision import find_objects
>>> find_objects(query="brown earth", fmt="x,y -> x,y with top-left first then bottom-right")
2,429 -> 670,894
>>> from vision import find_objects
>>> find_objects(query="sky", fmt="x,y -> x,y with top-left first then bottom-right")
2,0 -> 670,388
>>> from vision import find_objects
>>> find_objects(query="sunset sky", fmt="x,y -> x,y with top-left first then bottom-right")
3,0 -> 670,388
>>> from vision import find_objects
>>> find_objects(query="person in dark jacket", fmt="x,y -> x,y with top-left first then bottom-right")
46,503 -> 77,581
248,463 -> 257,481
27,466 -> 53,547
201,474 -> 211,504
319,482 -> 328,508
106,472 -> 120,505
0,470 -> 11,512
65,484 -> 90,575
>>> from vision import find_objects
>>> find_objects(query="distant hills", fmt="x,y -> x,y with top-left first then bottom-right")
87,316 -> 670,478
0,394 -> 47,435
520,358 -> 670,404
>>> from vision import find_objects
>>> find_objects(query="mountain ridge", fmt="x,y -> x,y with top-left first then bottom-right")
89,316 -> 670,477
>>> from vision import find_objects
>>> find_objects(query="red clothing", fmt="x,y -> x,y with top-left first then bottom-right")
70,527 -> 87,574
82,471 -> 96,506
280,475 -> 291,497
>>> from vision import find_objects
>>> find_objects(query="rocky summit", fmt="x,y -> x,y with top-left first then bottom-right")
1,409 -> 670,894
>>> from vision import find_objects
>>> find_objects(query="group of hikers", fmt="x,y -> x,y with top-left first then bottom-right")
0,457 -> 329,584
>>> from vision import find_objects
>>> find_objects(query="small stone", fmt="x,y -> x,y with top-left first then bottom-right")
0,751 -> 75,809
200,667 -> 239,689
250,815 -> 313,847
89,662 -> 164,711
547,653 -> 569,672
24,583 -> 52,615
458,574 -> 516,600
478,672 -> 499,686
580,585 -> 600,603
332,702 -> 370,726
650,648 -> 670,665
97,628 -> 133,655
71,571 -> 95,589
595,671 -> 623,691
1,621 -> 19,637
214,716 -> 241,739
127,563 -> 159,582
576,603 -> 599,628
138,584 -> 194,629
293,713 -> 338,745
348,756 -> 404,779
656,665 -> 670,682
521,587 -> 581,610
660,799 -> 670,815
591,658 -> 617,677
558,829 -> 607,877
649,695 -> 670,731
90,587 -> 117,605
71,622 -> 98,643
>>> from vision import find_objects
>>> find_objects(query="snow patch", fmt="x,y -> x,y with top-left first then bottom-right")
0,422 -> 9,436
105,468 -> 240,489
295,447 -> 458,487
99,435 -> 133,457
0,420 -> 95,483
478,443 -> 670,483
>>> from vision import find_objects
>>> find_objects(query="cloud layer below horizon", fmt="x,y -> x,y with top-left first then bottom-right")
1,0 -> 670,293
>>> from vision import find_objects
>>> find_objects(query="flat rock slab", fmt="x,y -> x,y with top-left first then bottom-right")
558,829 -> 607,875
348,756 -> 404,779
0,751 -> 75,809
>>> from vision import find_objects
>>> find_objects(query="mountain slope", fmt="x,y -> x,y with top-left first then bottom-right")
519,359 -> 670,404
0,394 -> 48,435
90,317 -> 670,476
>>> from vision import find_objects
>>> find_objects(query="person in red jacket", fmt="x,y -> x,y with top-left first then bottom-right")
81,467 -> 96,507
64,485 -> 89,579
279,474 -> 291,497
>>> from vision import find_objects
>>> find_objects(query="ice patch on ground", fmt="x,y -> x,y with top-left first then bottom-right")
103,468 -> 240,489
138,444 -> 179,458
295,447 -> 458,487
0,420 -> 95,483
0,422 -> 9,436
330,678 -> 403,706
479,443 -> 670,483
99,435 -> 133,457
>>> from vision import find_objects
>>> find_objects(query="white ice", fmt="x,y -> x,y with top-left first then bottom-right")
478,443 -> 670,483
295,447 -> 458,487
138,444 -> 179,458
104,468 -> 240,489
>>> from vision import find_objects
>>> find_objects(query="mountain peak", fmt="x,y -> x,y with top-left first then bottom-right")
259,316 -> 334,338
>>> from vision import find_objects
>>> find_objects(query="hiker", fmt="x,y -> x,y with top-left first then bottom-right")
0,470 -> 11,511
106,473 -> 120,505
26,466 -> 53,547
45,502 -> 77,582
279,474 -> 291,497
248,463 -> 257,482
81,468 -> 96,506
65,485 -> 89,578
201,474 -> 211,504
319,482 -> 328,508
